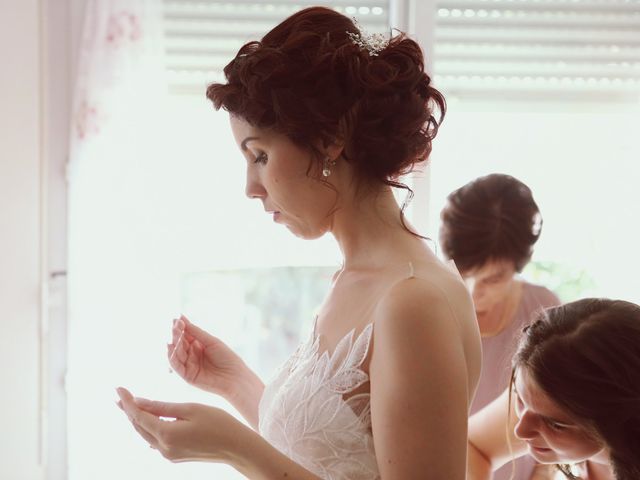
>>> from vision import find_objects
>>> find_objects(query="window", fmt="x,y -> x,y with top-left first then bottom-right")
66,3 -> 639,480
429,0 -> 640,303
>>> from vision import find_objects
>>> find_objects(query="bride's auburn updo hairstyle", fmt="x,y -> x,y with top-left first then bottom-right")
207,6 -> 446,193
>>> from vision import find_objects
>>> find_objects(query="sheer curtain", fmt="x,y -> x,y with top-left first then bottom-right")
66,1 -> 210,479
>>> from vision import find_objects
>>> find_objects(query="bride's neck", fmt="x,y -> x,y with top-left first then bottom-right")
331,189 -> 430,270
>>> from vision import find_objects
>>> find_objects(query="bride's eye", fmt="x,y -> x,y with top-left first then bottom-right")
254,152 -> 268,164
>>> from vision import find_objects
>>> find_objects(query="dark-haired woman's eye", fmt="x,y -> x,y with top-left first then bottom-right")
254,152 -> 268,165
514,393 -> 523,416
484,275 -> 503,285
547,420 -> 566,432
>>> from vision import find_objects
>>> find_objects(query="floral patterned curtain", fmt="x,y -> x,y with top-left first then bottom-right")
69,0 -> 165,153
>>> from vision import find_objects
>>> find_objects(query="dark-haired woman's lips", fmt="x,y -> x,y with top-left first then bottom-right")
528,443 -> 552,454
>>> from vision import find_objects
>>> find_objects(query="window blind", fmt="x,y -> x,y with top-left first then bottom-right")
433,0 -> 640,101
163,0 -> 390,94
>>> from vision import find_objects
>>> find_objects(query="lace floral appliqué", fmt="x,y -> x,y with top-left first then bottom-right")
259,323 -> 380,480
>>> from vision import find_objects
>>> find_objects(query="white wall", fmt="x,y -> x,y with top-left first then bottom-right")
0,0 -> 46,478
0,0 -> 75,478
42,0 -> 75,478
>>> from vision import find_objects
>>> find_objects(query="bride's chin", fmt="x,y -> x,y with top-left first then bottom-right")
286,225 -> 326,241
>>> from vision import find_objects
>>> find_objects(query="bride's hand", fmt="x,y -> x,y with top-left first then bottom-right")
168,315 -> 251,400
116,387 -> 249,464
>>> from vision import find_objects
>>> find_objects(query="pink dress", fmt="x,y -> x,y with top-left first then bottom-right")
470,281 -> 561,480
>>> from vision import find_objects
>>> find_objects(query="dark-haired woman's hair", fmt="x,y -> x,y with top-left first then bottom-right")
206,6 -> 445,229
512,298 -> 640,480
439,173 -> 541,273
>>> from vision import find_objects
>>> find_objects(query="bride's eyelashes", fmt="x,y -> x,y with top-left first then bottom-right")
254,152 -> 268,164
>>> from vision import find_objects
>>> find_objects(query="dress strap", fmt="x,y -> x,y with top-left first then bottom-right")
407,261 -> 415,279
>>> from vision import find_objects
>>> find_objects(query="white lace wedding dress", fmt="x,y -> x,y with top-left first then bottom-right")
258,319 -> 380,479
257,261 -> 462,479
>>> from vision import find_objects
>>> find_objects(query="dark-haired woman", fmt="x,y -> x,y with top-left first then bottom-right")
116,6 -> 481,480
468,298 -> 640,480
440,174 -> 560,478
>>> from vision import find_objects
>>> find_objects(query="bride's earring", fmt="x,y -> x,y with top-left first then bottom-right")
322,156 -> 336,177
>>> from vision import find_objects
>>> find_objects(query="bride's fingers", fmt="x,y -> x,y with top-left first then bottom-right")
185,343 -> 203,377
132,421 -> 159,449
167,344 -> 188,376
172,319 -> 186,344
173,330 -> 190,364
167,343 -> 177,361
183,330 -> 196,344
172,328 -> 196,353
170,360 -> 187,377
181,316 -> 216,345
169,329 -> 186,366
172,318 -> 201,346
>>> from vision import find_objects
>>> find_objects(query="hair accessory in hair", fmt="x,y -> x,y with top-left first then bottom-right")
346,19 -> 389,56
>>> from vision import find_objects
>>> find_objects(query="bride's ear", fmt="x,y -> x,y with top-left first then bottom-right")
323,138 -> 345,162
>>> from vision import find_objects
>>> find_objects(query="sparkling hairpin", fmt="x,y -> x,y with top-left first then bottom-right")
346,19 -> 389,57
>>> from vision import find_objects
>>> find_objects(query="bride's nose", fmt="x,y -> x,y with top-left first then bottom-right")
245,167 -> 266,200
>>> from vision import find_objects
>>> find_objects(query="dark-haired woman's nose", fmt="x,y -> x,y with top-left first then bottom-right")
514,410 -> 539,441
245,168 -> 266,200
471,284 -> 486,305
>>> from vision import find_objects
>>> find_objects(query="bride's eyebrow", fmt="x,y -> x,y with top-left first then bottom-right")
241,136 -> 260,151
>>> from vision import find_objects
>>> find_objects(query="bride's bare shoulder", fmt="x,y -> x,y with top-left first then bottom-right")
369,265 -> 479,383
374,261 -> 473,328
371,260 -> 481,384
408,259 -> 471,303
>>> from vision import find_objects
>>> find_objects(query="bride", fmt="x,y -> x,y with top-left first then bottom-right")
117,7 -> 481,479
